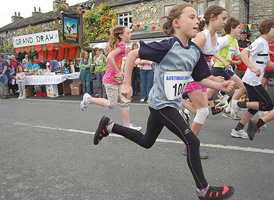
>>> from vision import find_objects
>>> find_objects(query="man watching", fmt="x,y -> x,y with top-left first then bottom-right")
238,31 -> 252,48
11,55 -> 18,70
0,55 -> 11,98
22,54 -> 29,69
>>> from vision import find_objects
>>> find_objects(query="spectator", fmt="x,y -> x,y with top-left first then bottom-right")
79,50 -> 93,95
10,55 -> 18,70
16,65 -> 26,99
262,39 -> 274,91
99,48 -> 106,57
49,60 -> 61,72
238,31 -> 252,48
94,47 -> 107,98
26,59 -> 33,71
33,56 -> 39,64
135,58 -> 154,102
8,65 -> 16,94
0,54 -> 11,99
131,43 -> 141,98
70,61 -> 76,73
22,54 -> 29,69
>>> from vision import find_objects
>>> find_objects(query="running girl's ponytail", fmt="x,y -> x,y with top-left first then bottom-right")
204,5 -> 226,26
106,25 -> 126,52
161,2 -> 192,35
224,18 -> 240,34
199,18 -> 206,31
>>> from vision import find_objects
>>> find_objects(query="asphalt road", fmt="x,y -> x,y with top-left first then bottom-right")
0,96 -> 274,200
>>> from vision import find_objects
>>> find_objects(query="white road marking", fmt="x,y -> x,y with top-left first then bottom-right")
14,122 -> 274,154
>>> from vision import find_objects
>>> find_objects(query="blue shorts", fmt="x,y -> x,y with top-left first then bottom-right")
211,67 -> 234,80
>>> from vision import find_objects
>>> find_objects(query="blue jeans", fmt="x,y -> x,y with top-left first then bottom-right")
140,69 -> 153,100
82,80 -> 91,95
96,71 -> 107,98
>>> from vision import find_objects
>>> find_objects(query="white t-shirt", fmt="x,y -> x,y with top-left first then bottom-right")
242,37 -> 270,86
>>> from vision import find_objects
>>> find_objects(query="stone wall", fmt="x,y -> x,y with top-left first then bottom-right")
249,0 -> 274,40
113,0 -> 183,32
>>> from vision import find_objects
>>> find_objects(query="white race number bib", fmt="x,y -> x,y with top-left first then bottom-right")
227,47 -> 235,60
164,71 -> 191,100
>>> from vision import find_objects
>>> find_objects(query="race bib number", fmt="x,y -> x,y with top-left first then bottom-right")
227,47 -> 235,60
164,71 -> 191,100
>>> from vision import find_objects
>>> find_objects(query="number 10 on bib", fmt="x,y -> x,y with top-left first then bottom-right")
164,71 -> 191,100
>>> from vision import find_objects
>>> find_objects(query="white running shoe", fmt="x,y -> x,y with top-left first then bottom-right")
231,113 -> 241,120
231,100 -> 240,113
231,129 -> 248,139
216,94 -> 229,108
80,93 -> 91,111
126,123 -> 142,131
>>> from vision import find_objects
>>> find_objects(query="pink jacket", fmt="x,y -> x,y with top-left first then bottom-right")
16,72 -> 26,83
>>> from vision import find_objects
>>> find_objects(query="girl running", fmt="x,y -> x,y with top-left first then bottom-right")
80,25 -> 141,131
93,3 -> 235,199
181,5 -> 227,159
207,18 -> 246,122
231,20 -> 274,141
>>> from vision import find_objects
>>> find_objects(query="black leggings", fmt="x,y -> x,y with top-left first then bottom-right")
112,106 -> 208,189
244,83 -> 274,115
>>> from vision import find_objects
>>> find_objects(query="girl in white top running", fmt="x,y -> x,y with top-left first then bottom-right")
181,5 -> 227,159
231,20 -> 274,141
207,18 -> 246,121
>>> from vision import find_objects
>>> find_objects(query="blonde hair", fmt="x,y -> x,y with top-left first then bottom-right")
106,25 -> 126,52
81,50 -> 88,59
161,2 -> 193,35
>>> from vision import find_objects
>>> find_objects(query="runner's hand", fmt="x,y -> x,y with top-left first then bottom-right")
251,68 -> 261,77
121,84 -> 132,100
221,80 -> 235,93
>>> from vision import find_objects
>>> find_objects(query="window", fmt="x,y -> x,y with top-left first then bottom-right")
165,5 -> 175,16
208,1 -> 215,7
198,2 -> 204,18
118,12 -> 132,28
218,0 -> 226,8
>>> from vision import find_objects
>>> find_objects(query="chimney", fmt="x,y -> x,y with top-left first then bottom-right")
53,0 -> 69,12
11,12 -> 23,23
32,6 -> 42,16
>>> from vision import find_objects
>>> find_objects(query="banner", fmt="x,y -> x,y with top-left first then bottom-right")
12,30 -> 59,48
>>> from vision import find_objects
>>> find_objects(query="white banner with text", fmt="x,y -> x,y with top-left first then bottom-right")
12,30 -> 59,48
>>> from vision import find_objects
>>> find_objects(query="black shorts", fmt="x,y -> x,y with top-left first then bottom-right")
263,70 -> 274,78
211,67 -> 234,80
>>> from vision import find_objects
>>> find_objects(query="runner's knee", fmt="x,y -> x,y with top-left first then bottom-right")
259,102 -> 274,111
193,108 -> 209,124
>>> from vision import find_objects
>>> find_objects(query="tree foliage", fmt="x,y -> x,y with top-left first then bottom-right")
83,3 -> 117,48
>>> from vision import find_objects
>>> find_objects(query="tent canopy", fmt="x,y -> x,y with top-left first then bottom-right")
15,43 -> 81,62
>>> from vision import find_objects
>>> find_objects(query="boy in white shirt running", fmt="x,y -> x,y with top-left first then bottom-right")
231,20 -> 274,140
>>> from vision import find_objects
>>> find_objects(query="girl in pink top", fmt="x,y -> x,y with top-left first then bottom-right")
80,25 -> 141,131
16,65 -> 26,99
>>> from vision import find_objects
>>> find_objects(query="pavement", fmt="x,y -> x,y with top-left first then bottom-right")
1,91 -> 274,200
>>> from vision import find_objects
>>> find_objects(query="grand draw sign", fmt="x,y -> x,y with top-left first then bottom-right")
12,30 -> 59,48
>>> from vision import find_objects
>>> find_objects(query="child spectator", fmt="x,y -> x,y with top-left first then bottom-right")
16,65 -> 26,99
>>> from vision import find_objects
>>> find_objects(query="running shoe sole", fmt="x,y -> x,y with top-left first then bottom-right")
94,116 -> 110,145
198,186 -> 235,200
